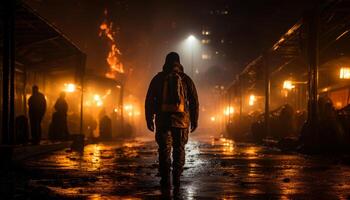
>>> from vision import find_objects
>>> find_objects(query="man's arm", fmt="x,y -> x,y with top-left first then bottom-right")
145,76 -> 158,132
187,76 -> 199,132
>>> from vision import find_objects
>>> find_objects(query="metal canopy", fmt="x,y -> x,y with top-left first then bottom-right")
0,3 -> 85,76
227,0 -> 350,92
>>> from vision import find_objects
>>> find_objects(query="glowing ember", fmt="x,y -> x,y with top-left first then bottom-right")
99,9 -> 124,79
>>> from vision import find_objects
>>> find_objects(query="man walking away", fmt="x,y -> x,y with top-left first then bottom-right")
145,52 -> 199,192
28,85 -> 46,145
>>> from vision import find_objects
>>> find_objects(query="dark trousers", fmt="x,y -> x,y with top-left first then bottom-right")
30,116 -> 42,145
155,127 -> 189,180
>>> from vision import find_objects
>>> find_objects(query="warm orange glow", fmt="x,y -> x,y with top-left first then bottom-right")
223,106 -> 234,116
99,9 -> 124,79
93,94 -> 103,107
124,104 -> 133,111
339,67 -> 350,79
64,83 -> 76,93
210,116 -> 216,122
283,80 -> 295,90
249,95 -> 256,106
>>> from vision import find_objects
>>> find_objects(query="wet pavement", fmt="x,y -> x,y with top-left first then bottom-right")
5,136 -> 350,199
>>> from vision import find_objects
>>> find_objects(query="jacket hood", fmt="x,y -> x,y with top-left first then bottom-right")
162,62 -> 184,73
162,52 -> 184,73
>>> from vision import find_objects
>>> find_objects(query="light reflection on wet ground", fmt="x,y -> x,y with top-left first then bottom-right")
19,136 -> 350,199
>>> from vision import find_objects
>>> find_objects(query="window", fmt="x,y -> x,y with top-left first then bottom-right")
202,54 -> 211,60
201,39 -> 210,44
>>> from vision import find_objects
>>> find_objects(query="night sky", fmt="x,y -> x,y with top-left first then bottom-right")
25,0 -> 313,96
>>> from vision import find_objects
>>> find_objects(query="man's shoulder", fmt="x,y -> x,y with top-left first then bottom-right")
151,72 -> 164,81
38,92 -> 45,98
180,73 -> 194,83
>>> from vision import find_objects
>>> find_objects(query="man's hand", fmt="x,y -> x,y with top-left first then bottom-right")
190,123 -> 198,133
147,120 -> 154,132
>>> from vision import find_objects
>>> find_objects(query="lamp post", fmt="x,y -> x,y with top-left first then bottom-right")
186,35 -> 197,78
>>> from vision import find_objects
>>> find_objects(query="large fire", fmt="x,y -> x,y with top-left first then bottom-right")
99,9 -> 124,78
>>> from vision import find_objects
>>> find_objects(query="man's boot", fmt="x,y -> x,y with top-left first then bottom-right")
160,176 -> 170,188
173,174 -> 180,188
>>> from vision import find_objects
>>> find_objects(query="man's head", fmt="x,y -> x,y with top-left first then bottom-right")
163,52 -> 183,72
165,52 -> 180,65
60,91 -> 66,99
32,85 -> 39,94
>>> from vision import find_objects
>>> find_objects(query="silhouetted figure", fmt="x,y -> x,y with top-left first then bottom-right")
28,85 -> 46,145
49,92 -> 69,141
145,52 -> 199,190
99,115 -> 112,140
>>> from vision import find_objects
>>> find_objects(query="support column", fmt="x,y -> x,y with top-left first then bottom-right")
264,55 -> 270,138
2,0 -> 15,145
307,6 -> 320,136
239,76 -> 243,123
263,53 -> 271,139
79,55 -> 86,135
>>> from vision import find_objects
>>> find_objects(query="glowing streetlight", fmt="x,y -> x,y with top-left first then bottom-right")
340,67 -> 350,79
124,104 -> 133,111
283,80 -> 295,90
249,95 -> 256,106
223,106 -> 234,116
185,34 -> 198,78
64,83 -> 76,93
93,94 -> 103,107
187,35 -> 196,42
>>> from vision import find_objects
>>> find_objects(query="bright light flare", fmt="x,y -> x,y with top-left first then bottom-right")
124,104 -> 133,111
283,80 -> 295,90
210,116 -> 216,122
340,67 -> 350,79
64,83 -> 76,93
187,35 -> 196,42
223,106 -> 234,116
249,95 -> 256,106
93,94 -> 103,107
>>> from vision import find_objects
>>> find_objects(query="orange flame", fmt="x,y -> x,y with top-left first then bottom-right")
99,9 -> 124,78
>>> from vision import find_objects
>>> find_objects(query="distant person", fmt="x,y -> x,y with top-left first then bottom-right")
99,115 -> 112,140
28,85 -> 46,145
145,52 -> 199,191
55,92 -> 68,114
49,92 -> 69,141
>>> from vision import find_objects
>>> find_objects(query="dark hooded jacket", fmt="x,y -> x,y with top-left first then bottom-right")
145,62 -> 199,129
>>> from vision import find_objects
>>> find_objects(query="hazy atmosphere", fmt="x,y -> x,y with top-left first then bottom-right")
2,0 -> 350,199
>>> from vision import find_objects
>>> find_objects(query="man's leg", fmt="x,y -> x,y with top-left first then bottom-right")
37,118 -> 42,144
155,129 -> 172,187
171,128 -> 189,187
29,117 -> 37,144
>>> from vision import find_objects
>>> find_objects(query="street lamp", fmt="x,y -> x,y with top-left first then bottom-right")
339,67 -> 350,79
64,83 -> 76,93
248,94 -> 256,106
185,34 -> 198,78
283,80 -> 295,90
